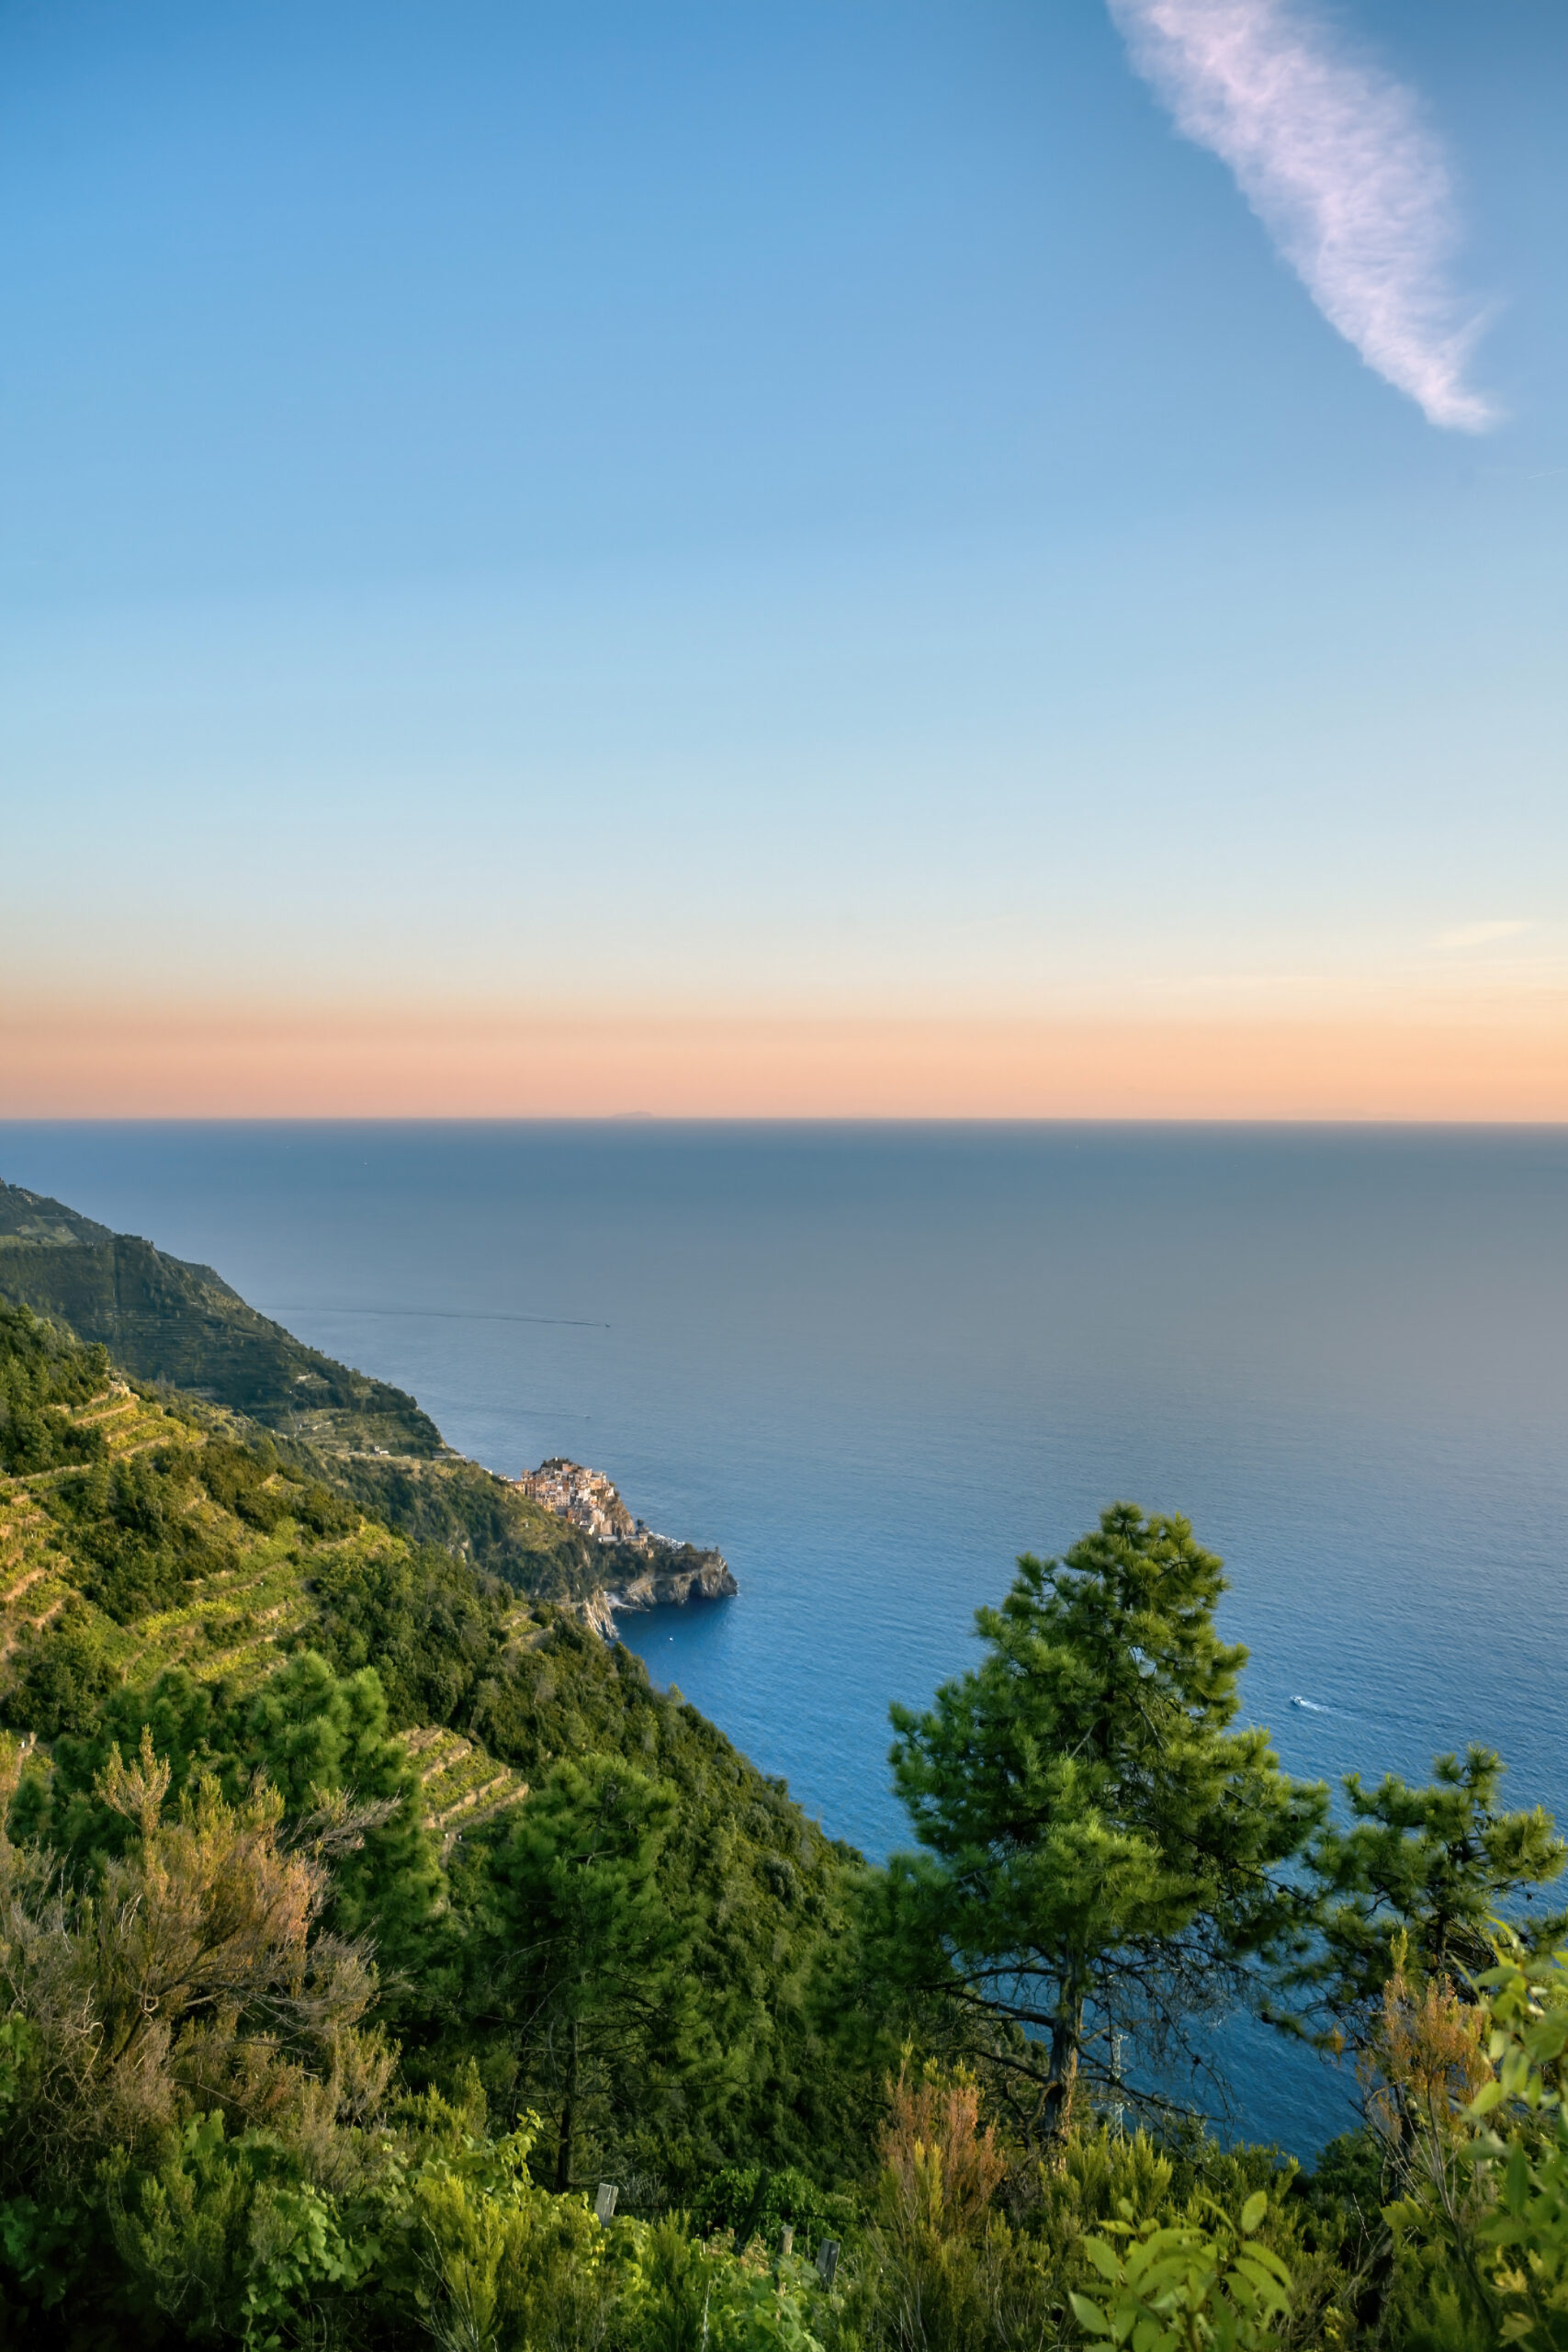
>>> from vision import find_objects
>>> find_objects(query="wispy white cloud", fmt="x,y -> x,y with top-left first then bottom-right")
1434,920 -> 1531,951
1107,0 -> 1496,430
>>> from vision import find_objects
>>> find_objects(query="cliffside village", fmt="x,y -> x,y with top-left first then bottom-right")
514,1457 -> 646,1546
512,1456 -> 739,1619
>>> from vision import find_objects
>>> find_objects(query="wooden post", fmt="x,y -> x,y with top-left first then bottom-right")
780,2225 -> 795,2260
594,2183 -> 619,2223
816,2241 -> 840,2286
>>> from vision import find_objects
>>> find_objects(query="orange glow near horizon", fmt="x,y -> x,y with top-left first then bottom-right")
4,1001 -> 1564,1122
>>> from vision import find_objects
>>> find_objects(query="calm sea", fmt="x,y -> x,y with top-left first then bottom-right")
3,1121 -> 1564,2153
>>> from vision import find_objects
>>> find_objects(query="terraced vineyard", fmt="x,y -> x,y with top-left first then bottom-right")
0,1381 -> 175,1680
0,1341 -> 531,1862
6,1386 -> 308,1686
0,1295 -> 872,2346
403,1721 -> 528,1856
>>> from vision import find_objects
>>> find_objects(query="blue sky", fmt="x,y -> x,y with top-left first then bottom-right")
3,0 -> 1565,1111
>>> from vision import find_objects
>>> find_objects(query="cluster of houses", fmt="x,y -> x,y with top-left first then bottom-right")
515,1456 -> 640,1544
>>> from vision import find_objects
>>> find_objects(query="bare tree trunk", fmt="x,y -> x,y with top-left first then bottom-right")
555,2017 -> 580,2192
1043,1989 -> 1085,2140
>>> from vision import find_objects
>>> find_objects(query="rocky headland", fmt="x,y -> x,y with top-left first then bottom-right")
516,1456 -> 739,1634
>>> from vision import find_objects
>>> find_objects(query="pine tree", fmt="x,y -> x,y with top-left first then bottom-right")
1292,1744 -> 1565,2049
477,1754 -> 704,2189
885,1504 -> 1324,2135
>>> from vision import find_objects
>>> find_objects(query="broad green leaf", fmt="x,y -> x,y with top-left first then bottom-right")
1505,2142 -> 1531,2217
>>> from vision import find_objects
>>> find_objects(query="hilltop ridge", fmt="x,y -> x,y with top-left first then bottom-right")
0,1177 -> 737,1614
0,1177 -> 444,1453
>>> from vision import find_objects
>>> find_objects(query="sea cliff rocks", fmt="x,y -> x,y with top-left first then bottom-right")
608,1551 -> 739,1611
514,1456 -> 739,1636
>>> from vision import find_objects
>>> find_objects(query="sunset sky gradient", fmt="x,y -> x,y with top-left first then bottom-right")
3,0 -> 1564,1118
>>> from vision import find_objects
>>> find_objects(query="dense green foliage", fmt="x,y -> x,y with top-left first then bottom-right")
1286,1746 -> 1568,2054
2,1274 -> 1565,2347
310,1447 -> 614,1600
0,1299 -> 867,2272
881,1509 -> 1326,2136
0,1295 -> 113,1474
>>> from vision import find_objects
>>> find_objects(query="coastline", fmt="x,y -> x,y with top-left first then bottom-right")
515,1456 -> 739,1634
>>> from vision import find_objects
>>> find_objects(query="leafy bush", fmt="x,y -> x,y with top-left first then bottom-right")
829,2059 -> 1056,2352
617,2211 -> 828,2352
1369,1932 -> 1568,2348
1068,2190 -> 1293,2352
693,2164 -> 844,2257
2,1600 -> 124,1738
382,2121 -> 616,2352
107,2112 -> 378,2346
0,1730 -> 391,2191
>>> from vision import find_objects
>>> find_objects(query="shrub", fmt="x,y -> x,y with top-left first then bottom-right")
106,2112 -> 378,2346
835,2059 -> 1055,2352
1372,1933 -> 1568,2347
1068,2191 -> 1293,2352
2,1601 -> 123,1739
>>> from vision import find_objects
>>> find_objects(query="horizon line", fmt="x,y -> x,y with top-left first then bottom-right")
3,1112 -> 1565,1130
6,1005 -> 1564,1123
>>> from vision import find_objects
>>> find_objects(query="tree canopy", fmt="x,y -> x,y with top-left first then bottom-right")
1286,1744 -> 1567,2052
884,1505 -> 1325,2134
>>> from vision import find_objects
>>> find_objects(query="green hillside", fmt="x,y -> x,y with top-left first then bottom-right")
0,1175 -> 443,1451
4,1252 -> 1562,2350
0,1176 -> 622,1602
0,1294 -> 862,2124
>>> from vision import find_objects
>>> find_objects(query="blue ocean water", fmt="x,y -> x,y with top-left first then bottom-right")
2,1120 -> 1564,2154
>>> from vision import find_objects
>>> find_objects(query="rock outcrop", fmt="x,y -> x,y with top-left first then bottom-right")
516,1457 -> 739,1634
567,1588 -> 621,1641
606,1548 -> 739,1612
